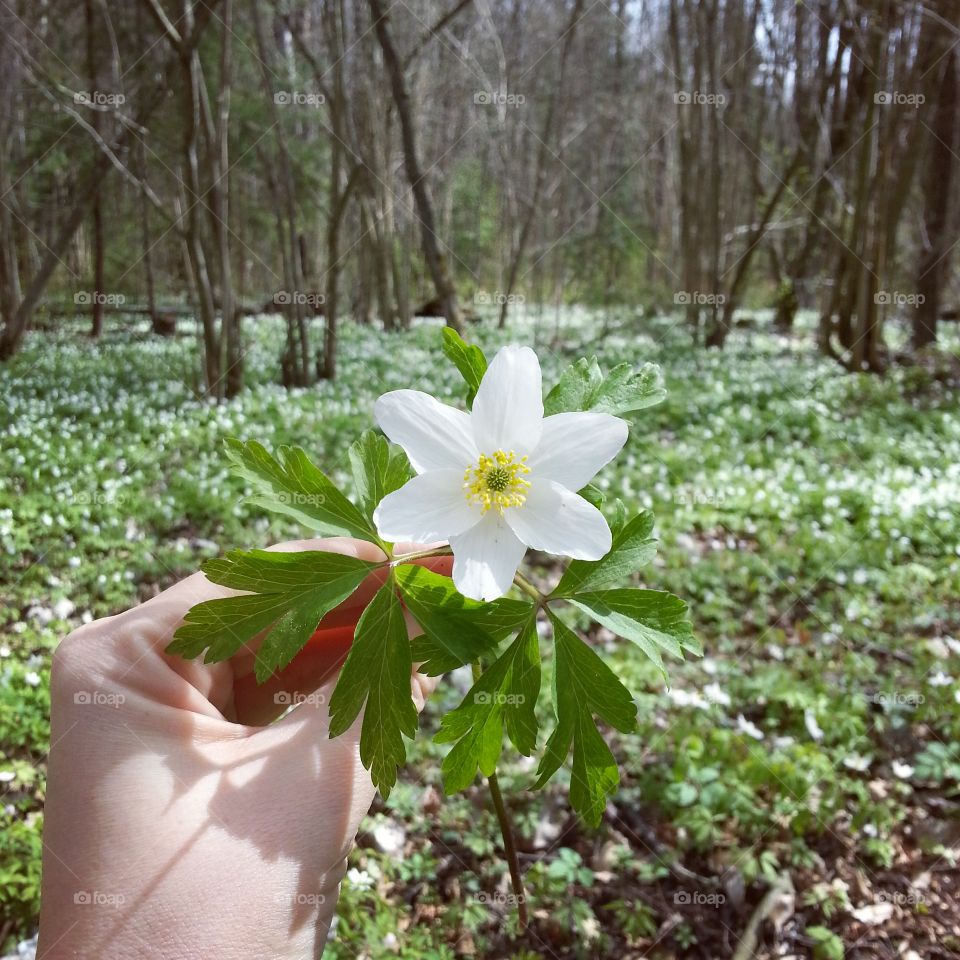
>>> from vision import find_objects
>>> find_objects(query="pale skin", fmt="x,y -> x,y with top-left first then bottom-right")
38,537 -> 449,960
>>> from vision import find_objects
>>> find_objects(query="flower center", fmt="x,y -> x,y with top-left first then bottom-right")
464,449 -> 531,513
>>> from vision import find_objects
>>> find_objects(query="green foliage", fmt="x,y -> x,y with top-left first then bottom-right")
553,510 -> 657,595
434,617 -> 540,793
397,564 -> 531,675
807,925 -> 845,960
571,588 -> 700,676
167,549 -> 377,681
544,356 -> 666,416
535,612 -> 637,825
348,430 -> 413,527
327,576 -> 418,798
0,815 -> 42,948
440,328 -> 487,407
225,438 -> 375,541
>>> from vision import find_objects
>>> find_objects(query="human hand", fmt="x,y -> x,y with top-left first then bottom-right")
38,537 -> 449,960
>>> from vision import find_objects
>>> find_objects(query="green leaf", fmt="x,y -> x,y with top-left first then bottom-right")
348,430 -> 413,525
225,439 -> 375,541
502,618 -> 541,756
441,328 -> 488,407
544,357 -> 666,416
578,483 -> 606,509
569,588 -> 698,676
396,564 -> 532,675
166,549 -> 377,680
327,577 -> 418,798
434,616 -> 541,793
535,612 -> 637,825
554,511 -> 657,596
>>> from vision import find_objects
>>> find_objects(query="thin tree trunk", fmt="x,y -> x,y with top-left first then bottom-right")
915,47 -> 957,349
367,0 -> 463,333
498,0 -> 585,328
213,0 -> 240,396
84,0 -> 105,338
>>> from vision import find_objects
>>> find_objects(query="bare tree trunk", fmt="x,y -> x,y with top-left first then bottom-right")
213,0 -> 240,396
368,0 -> 463,333
915,46 -> 957,350
84,0 -> 105,338
252,0 -> 310,387
498,0 -> 585,329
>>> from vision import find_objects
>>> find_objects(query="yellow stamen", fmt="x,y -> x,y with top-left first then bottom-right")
464,449 -> 531,514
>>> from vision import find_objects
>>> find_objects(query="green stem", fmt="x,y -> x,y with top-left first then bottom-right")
513,570 -> 543,604
472,661 -> 529,930
487,769 -> 529,931
390,545 -> 453,564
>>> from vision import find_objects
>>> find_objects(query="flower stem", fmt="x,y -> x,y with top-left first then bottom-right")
390,545 -> 453,564
472,661 -> 529,931
513,570 -> 543,604
487,769 -> 529,930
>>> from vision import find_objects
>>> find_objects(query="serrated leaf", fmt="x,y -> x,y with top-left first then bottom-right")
554,511 -> 657,596
348,430 -> 413,525
502,618 -> 541,755
609,498 -> 629,536
396,564 -> 532,675
441,328 -> 488,407
435,616 -> 540,793
327,577 -> 418,798
569,588 -> 697,676
544,357 -> 666,417
534,612 -> 637,826
225,439 -> 375,541
166,550 -> 377,679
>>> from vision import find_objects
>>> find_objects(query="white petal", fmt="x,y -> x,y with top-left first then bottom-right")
505,480 -> 611,559
374,471 -> 479,542
449,512 -> 527,601
375,390 -> 477,473
471,345 -> 543,454
530,412 -> 628,491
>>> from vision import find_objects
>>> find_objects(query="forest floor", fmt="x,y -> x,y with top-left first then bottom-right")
2,308 -> 959,959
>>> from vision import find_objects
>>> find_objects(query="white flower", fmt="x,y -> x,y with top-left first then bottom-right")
373,345 -> 628,600
891,760 -> 914,779
736,714 -> 764,740
703,682 -> 731,707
